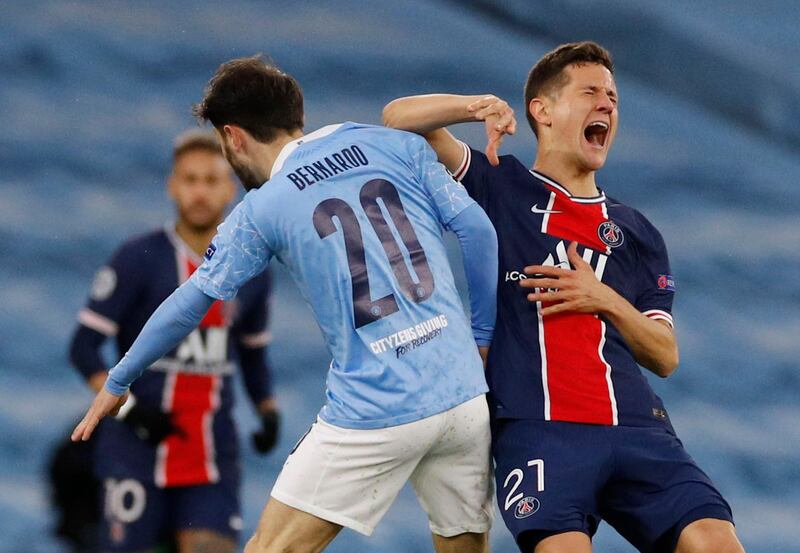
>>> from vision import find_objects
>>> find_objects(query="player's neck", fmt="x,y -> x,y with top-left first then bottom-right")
174,219 -> 219,257
533,155 -> 599,198
264,129 -> 305,179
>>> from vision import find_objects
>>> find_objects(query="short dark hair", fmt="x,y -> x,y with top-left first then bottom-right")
524,41 -> 614,136
193,55 -> 304,143
172,129 -> 221,162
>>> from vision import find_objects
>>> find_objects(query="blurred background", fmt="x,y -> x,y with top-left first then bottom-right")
2,1 -> 799,552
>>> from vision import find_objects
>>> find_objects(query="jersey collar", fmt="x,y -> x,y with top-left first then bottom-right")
530,170 -> 607,204
164,224 -> 205,265
270,123 -> 344,176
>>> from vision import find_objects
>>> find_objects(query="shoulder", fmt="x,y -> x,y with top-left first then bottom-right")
96,229 -> 166,291
607,198 -> 667,252
343,122 -> 429,154
341,121 -> 415,140
113,228 -> 170,262
216,194 -> 276,250
244,180 -> 286,220
315,122 -> 429,175
468,146 -> 528,175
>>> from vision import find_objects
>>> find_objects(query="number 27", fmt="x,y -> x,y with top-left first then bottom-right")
503,459 -> 544,511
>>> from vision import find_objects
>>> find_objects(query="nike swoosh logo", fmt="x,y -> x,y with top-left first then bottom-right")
531,204 -> 563,215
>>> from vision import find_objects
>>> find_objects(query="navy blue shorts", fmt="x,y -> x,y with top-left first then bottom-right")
99,465 -> 241,552
492,420 -> 733,553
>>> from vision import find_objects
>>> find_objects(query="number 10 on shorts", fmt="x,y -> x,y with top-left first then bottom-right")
503,459 -> 544,519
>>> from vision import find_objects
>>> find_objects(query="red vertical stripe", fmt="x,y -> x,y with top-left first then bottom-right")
158,254 -> 225,487
542,311 -> 613,424
162,374 -> 218,486
539,186 -> 615,424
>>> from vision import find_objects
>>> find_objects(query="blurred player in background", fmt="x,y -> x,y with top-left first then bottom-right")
385,42 -> 744,553
72,55 -> 499,553
68,130 -> 280,553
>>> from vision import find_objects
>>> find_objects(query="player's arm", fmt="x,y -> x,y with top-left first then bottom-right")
598,298 -> 678,378
235,272 -> 280,454
69,326 -> 111,393
383,93 -> 516,169
237,340 -> 275,413
520,242 -> 679,377
68,249 -> 143,391
239,342 -> 280,454
448,203 -> 499,354
412,134 -> 499,352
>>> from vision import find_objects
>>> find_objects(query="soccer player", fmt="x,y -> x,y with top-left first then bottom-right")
72,56 -> 499,553
383,42 -> 745,553
68,130 -> 280,553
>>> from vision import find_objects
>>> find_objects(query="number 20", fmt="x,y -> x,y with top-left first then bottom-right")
313,179 -> 434,328
503,459 -> 544,511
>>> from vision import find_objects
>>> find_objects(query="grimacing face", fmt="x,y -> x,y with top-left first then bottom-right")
169,149 -> 235,232
541,62 -> 618,174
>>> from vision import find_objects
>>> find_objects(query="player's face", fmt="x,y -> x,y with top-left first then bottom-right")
169,150 -> 235,232
546,63 -> 618,172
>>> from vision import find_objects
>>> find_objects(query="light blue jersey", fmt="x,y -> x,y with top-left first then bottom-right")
192,122 -> 489,429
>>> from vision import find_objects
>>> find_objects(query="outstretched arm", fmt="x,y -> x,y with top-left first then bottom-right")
520,242 -> 679,377
71,281 -> 215,441
383,94 -> 516,170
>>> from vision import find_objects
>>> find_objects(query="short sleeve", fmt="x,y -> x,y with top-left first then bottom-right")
451,143 -> 492,209
410,135 -> 475,227
78,243 -> 145,337
633,221 -> 675,328
191,200 -> 273,301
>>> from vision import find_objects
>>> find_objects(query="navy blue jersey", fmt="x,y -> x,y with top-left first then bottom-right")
454,146 -> 675,428
73,227 -> 272,486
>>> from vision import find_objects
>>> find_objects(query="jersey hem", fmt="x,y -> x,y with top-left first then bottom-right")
319,387 -> 488,430
491,414 -> 671,429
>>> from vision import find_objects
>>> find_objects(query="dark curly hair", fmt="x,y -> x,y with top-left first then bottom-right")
193,55 -> 304,142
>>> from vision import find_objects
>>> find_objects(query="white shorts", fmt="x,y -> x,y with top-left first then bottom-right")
270,394 -> 494,537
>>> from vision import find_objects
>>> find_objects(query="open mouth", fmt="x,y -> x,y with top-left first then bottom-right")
583,121 -> 609,148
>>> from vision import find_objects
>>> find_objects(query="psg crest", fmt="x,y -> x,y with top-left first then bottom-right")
597,220 -> 624,248
514,496 -> 540,519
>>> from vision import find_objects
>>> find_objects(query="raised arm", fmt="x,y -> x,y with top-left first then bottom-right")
383,94 -> 516,169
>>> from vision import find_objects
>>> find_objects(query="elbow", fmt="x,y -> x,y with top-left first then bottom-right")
479,209 -> 499,249
381,100 -> 402,128
653,346 -> 679,378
